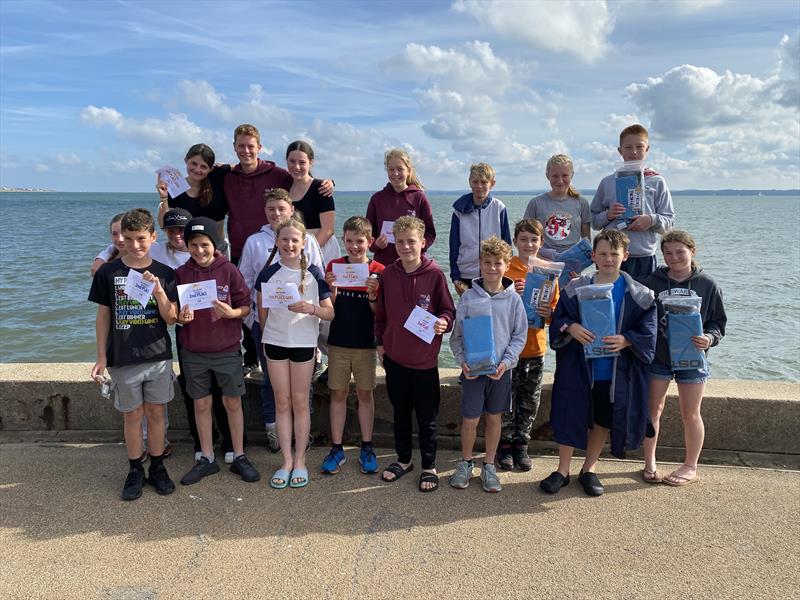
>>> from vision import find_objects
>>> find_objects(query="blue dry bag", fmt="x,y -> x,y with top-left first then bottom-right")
663,296 -> 707,371
555,239 -> 593,288
521,261 -> 563,329
460,297 -> 497,377
576,283 -> 618,359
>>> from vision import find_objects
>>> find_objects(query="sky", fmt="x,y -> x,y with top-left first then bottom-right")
1,0 -> 799,192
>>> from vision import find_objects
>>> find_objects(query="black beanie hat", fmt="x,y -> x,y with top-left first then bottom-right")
184,217 -> 222,250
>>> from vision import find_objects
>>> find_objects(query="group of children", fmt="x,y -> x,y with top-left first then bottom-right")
89,123 -> 726,501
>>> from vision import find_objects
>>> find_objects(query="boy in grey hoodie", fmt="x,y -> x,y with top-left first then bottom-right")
449,237 -> 527,493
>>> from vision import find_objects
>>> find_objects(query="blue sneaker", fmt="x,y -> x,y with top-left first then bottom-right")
321,446 -> 346,474
359,446 -> 379,474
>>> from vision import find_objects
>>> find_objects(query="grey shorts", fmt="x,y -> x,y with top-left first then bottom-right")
180,349 -> 245,398
460,369 -> 512,419
108,360 -> 174,413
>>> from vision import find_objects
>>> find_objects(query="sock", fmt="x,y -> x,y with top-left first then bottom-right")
202,453 -> 215,463
234,452 -> 244,459
361,440 -> 373,449
129,457 -> 143,471
150,454 -> 164,469
332,443 -> 343,452
265,422 -> 277,431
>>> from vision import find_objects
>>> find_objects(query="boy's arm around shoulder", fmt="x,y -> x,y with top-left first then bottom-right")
501,293 -> 529,370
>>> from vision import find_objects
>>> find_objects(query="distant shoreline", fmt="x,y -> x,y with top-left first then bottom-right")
2,188 -> 799,196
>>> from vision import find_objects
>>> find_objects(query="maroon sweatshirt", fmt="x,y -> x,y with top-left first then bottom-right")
223,159 -> 293,259
175,253 -> 251,353
366,183 -> 436,266
374,256 -> 455,369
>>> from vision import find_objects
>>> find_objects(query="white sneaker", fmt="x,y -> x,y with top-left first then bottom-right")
224,452 -> 234,464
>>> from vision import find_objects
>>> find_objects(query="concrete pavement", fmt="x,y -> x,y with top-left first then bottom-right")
1,442 -> 798,599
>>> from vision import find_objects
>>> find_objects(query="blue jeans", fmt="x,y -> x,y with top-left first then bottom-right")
650,359 -> 710,384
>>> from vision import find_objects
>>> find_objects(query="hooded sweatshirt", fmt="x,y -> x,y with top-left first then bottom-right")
643,265 -> 726,367
223,159 -> 293,259
448,193 -> 511,281
374,256 -> 455,370
175,252 -> 251,353
449,277 -> 527,371
366,183 -> 436,266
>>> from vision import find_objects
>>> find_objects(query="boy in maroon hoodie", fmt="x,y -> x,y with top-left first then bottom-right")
374,216 -> 455,492
175,217 -> 261,485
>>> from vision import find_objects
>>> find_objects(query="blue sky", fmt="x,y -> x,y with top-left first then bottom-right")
1,0 -> 798,192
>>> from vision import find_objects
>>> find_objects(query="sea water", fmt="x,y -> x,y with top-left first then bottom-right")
1,191 -> 798,382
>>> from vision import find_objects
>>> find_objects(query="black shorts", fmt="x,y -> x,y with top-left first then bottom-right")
263,344 -> 315,363
591,380 -> 613,429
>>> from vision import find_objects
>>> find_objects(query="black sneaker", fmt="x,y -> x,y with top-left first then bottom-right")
578,470 -> 604,497
512,442 -> 532,472
147,463 -> 176,495
539,471 -> 570,495
121,468 -> 145,501
180,457 -> 220,485
496,441 -> 513,471
230,455 -> 261,483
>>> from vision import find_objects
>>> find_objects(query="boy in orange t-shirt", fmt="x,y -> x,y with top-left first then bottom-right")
499,219 -> 559,471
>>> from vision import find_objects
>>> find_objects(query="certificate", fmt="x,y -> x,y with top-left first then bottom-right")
380,221 -> 395,244
261,281 -> 301,308
403,305 -> 437,344
331,263 -> 369,288
156,166 -> 190,198
124,269 -> 155,307
177,279 -> 217,310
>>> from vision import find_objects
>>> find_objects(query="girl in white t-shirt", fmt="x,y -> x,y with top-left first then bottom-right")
256,218 -> 334,489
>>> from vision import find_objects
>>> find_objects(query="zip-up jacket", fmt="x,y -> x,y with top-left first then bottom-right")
448,193 -> 511,281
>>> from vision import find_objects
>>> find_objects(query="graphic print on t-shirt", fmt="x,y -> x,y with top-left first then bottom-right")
545,212 -> 573,242
113,275 -> 161,330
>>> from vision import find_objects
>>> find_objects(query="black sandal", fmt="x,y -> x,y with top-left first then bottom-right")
381,462 -> 414,482
418,471 -> 439,492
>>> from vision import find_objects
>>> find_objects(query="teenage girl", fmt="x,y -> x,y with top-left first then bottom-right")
523,154 -> 591,261
256,218 -> 334,489
365,149 -> 436,266
90,213 -> 126,275
642,230 -> 726,486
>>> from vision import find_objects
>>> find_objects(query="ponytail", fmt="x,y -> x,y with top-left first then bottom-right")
263,245 -> 279,273
567,184 -> 580,199
299,249 -> 307,295
199,178 -> 213,207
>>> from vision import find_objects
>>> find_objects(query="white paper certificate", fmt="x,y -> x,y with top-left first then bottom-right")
177,279 -> 217,310
156,166 -> 190,198
261,281 -> 301,308
124,269 -> 156,307
403,305 -> 437,344
331,263 -> 369,288
380,221 -> 395,243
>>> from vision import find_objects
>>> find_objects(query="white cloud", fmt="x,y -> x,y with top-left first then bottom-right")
35,163 -> 50,172
55,152 -> 81,165
770,34 -> 800,108
452,0 -> 614,62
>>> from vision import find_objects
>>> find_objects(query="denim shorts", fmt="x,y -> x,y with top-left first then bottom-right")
650,360 -> 710,384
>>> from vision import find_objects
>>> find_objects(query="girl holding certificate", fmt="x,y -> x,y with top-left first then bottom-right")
255,218 -> 334,489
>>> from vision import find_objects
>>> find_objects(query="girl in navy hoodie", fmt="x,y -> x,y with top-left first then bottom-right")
366,149 -> 436,266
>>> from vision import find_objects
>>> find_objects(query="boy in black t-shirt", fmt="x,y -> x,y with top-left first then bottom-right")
321,217 -> 384,475
89,208 -> 179,501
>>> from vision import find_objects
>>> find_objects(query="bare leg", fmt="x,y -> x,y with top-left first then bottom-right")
666,382 -> 706,483
123,406 -> 145,460
289,358 -> 315,483
643,377 -> 670,476
581,425 -> 609,473
460,417 -> 479,460
268,359 -> 294,474
355,389 -> 375,441
329,388 -> 348,445
556,445 -> 574,477
222,395 -> 245,456
483,413 -> 502,464
193,395 -> 214,457
143,403 -> 165,456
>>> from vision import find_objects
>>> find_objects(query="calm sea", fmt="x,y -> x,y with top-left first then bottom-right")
1,192 -> 798,382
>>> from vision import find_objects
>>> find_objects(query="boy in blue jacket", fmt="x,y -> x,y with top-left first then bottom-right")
541,229 -> 656,497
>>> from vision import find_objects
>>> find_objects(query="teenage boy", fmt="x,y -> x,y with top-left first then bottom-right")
175,218 -> 260,485
237,188 -> 324,451
321,217 -> 385,475
374,216 -> 455,492
89,208 -> 178,501
542,229 -> 656,497
590,124 -> 674,282
449,237 -> 527,492
449,162 -> 511,295
498,219 -> 559,472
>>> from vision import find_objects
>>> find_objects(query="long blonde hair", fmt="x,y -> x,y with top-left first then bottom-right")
384,148 -> 424,190
546,154 -> 580,199
266,217 -> 309,294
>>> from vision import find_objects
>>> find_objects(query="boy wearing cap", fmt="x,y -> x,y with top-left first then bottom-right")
175,217 -> 261,485
150,208 -> 192,268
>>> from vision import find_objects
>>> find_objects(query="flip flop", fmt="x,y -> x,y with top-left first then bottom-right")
270,468 -> 290,489
663,472 -> 699,487
419,471 -> 439,493
381,462 -> 414,482
289,468 -> 309,488
641,468 -> 663,484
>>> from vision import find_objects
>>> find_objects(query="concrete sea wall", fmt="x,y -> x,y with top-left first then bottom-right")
1,363 -> 798,456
